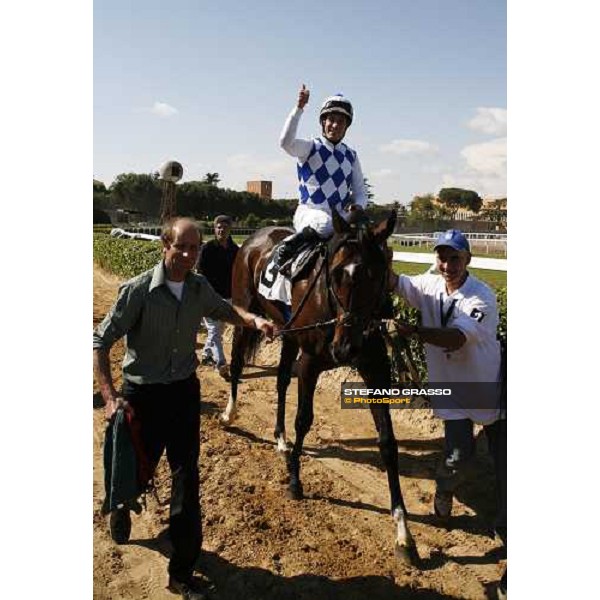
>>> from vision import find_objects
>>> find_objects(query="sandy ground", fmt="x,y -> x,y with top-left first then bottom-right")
93,265 -> 505,600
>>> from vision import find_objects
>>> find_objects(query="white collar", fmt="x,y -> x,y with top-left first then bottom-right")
438,272 -> 473,300
319,136 -> 345,151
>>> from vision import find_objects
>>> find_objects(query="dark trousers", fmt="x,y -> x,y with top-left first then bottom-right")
437,418 -> 507,544
122,374 -> 201,580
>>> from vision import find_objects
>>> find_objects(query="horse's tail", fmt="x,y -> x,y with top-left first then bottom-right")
240,289 -> 269,365
243,327 -> 263,365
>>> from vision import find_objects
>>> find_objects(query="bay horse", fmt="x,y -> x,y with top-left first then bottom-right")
221,208 -> 418,564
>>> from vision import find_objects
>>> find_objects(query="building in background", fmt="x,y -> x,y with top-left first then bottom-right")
247,180 -> 272,199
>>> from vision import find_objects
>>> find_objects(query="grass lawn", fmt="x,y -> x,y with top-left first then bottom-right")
390,241 -> 506,259
392,261 -> 506,290
231,235 -> 506,289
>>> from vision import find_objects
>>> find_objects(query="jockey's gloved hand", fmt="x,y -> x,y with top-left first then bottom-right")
345,204 -> 370,227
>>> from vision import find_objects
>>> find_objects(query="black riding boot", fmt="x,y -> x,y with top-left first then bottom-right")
273,227 -> 319,272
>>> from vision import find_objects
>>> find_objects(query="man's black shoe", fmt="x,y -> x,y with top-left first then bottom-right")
272,228 -> 317,274
109,507 -> 131,545
497,568 -> 507,600
200,353 -> 216,367
168,575 -> 212,600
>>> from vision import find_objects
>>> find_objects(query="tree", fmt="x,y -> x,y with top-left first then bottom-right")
479,199 -> 507,227
409,194 -> 436,221
244,213 -> 260,228
437,188 -> 483,218
93,207 -> 111,224
101,171 -> 297,223
394,201 -> 408,226
93,179 -> 113,210
93,179 -> 107,194
109,172 -> 162,218
202,172 -> 221,186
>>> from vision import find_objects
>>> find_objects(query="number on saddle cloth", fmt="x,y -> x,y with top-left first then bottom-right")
258,239 -> 294,304
257,241 -> 321,305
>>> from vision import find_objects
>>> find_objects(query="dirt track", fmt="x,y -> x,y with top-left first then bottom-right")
93,265 -> 505,600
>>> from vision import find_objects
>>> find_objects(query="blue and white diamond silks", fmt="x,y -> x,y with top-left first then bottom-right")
297,138 -> 356,211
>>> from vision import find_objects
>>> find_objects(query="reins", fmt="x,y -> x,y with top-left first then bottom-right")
276,244 -> 336,336
275,234 -> 389,338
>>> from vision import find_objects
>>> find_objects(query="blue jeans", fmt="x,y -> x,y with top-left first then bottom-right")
202,299 -> 230,366
437,418 -> 507,542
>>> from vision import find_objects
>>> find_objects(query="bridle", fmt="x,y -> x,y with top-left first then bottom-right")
276,233 -> 389,337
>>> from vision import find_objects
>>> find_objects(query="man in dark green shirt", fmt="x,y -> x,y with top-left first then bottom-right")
93,217 -> 273,600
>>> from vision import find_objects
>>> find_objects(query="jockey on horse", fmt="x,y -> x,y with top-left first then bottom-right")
272,85 -> 369,274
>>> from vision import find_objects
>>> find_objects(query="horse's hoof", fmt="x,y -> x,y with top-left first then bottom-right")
220,413 -> 236,427
276,439 -> 290,455
286,483 -> 304,500
394,542 -> 419,566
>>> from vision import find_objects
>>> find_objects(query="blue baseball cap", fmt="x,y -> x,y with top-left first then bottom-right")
434,229 -> 471,253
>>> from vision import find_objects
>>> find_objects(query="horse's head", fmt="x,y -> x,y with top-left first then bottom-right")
327,207 -> 396,364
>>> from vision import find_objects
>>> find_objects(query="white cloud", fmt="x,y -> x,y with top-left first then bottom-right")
461,137 -> 506,178
467,107 -> 507,136
379,139 -> 439,156
223,153 -> 292,195
226,153 -> 288,177
439,173 -> 505,198
150,102 -> 178,117
439,137 -> 506,197
372,168 -> 393,178
421,163 -> 445,175
225,153 -> 253,169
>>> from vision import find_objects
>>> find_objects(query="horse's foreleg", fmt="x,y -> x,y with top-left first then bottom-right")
221,325 -> 247,425
373,407 -> 418,564
359,334 -> 419,565
274,337 -> 299,454
286,354 -> 319,499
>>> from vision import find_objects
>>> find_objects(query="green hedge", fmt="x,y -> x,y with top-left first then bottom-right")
93,224 -> 115,234
93,234 -> 162,279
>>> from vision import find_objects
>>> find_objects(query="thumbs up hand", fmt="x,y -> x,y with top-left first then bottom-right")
297,84 -> 310,109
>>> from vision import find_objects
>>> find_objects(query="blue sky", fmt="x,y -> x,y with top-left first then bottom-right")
94,0 -> 506,205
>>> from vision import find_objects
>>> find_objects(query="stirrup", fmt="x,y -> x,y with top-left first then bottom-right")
271,244 -> 289,271
279,258 -> 294,277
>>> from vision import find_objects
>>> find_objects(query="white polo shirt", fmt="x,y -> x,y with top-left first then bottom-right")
396,272 -> 502,424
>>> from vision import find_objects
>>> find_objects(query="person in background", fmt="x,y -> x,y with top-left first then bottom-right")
196,215 -> 239,378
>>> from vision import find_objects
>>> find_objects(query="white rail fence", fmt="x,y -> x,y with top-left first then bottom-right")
392,252 -> 507,272
110,229 -> 508,272
391,233 -> 507,257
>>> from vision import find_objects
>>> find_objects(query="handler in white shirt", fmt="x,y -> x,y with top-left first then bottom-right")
389,229 -> 506,545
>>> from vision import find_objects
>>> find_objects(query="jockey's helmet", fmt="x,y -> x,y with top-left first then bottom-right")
319,95 -> 353,126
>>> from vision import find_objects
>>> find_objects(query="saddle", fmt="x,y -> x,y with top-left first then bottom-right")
274,237 -> 324,281
257,240 -> 325,305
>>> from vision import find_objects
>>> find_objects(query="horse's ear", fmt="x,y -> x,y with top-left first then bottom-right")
332,207 -> 351,234
371,211 -> 397,244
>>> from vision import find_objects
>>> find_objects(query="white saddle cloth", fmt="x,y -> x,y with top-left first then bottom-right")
257,242 -> 312,304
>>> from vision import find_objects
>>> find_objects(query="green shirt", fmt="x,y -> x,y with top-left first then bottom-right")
93,261 -> 238,384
